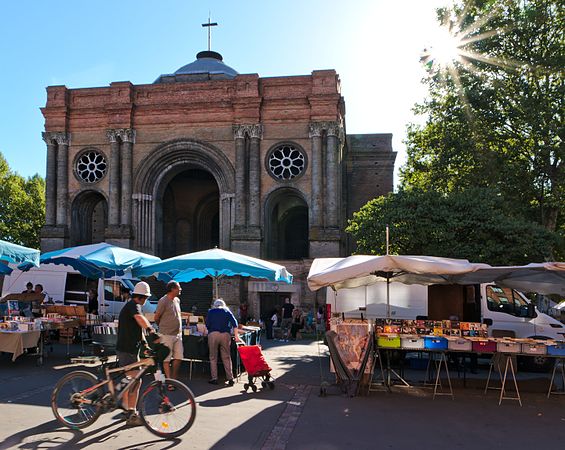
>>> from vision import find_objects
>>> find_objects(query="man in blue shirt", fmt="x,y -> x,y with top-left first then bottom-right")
206,299 -> 241,386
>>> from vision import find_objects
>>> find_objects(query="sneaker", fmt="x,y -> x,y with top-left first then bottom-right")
208,379 -> 218,385
226,379 -> 234,387
125,412 -> 143,427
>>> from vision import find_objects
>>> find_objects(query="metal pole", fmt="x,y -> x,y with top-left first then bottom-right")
386,224 -> 390,255
386,275 -> 391,318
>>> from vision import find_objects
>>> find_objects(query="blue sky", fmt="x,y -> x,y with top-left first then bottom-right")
0,0 -> 449,185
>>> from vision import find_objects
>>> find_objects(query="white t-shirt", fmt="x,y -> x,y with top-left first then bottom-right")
271,313 -> 278,327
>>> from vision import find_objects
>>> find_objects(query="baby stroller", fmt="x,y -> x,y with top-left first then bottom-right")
237,344 -> 275,392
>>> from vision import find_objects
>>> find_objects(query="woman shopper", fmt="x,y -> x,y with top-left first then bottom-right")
206,299 -> 241,386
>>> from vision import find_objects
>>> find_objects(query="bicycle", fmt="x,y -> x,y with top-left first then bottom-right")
51,340 -> 197,438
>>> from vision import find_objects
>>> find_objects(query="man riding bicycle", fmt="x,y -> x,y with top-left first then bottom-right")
116,281 -> 155,426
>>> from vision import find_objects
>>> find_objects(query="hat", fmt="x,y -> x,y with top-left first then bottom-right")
213,299 -> 226,309
132,281 -> 151,297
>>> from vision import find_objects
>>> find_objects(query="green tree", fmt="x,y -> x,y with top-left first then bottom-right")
402,0 -> 564,231
346,188 -> 558,265
0,152 -> 45,248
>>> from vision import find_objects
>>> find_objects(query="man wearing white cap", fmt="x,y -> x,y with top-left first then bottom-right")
116,281 -> 154,426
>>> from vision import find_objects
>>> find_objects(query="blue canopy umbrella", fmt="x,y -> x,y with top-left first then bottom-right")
38,242 -> 160,278
0,239 -> 41,275
133,248 -> 293,299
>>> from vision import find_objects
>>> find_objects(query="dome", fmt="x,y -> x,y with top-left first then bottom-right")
154,51 -> 239,83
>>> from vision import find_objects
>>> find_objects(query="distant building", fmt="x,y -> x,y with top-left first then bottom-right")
40,50 -> 396,318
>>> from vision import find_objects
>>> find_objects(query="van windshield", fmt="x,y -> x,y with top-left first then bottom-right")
486,285 -> 533,318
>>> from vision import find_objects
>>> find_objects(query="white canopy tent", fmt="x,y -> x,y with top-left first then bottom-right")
308,255 -> 565,317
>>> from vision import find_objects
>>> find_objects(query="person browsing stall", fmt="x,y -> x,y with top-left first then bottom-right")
154,281 -> 184,383
206,299 -> 241,386
116,281 -> 155,427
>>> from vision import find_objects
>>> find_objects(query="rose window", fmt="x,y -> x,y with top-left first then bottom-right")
268,144 -> 306,180
75,151 -> 107,183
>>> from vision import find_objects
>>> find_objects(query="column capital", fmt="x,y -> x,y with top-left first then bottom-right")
233,124 -> 263,140
248,124 -> 263,139
107,128 -> 136,143
325,121 -> 341,137
308,122 -> 324,138
43,131 -> 70,146
106,129 -> 119,143
117,128 -> 136,143
233,124 -> 247,140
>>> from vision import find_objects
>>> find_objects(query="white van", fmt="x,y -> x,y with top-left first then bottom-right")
1,264 -> 158,319
327,282 -> 565,370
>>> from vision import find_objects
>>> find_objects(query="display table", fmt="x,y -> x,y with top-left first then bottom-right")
0,330 -> 41,361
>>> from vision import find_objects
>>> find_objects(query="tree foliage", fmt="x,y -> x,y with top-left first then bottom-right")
0,152 -> 45,248
402,0 -> 564,232
346,188 -> 558,265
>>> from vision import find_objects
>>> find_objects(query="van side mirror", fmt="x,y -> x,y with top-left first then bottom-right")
482,318 -> 493,326
527,303 -> 536,318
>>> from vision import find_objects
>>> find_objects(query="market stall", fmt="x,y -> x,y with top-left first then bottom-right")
308,255 -> 565,404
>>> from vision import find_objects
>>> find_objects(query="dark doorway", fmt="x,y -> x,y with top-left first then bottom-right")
160,169 -> 220,258
259,293 -> 289,321
265,190 -> 309,260
71,191 -> 108,246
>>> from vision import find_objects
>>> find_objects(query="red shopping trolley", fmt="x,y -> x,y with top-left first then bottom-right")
237,344 -> 275,392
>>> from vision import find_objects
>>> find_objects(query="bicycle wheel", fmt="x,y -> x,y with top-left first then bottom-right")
139,379 -> 197,438
51,370 -> 103,429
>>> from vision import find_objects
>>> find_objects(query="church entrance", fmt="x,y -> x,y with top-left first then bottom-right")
158,169 -> 220,259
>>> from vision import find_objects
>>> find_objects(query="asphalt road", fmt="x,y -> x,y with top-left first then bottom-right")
0,339 -> 564,449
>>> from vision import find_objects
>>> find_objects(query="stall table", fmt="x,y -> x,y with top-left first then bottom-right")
0,330 -> 41,361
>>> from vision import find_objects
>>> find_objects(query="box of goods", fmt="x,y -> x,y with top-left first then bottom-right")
521,341 -> 547,356
442,320 -> 452,329
17,322 -> 34,332
401,335 -> 425,350
375,318 -> 385,334
402,320 -> 417,335
450,321 -> 460,330
460,322 -> 471,331
433,327 -> 444,336
471,339 -> 497,353
546,342 -> 565,357
384,325 -> 401,334
496,340 -> 521,354
449,329 -> 462,337
377,334 -> 401,349
424,336 -> 448,351
447,337 -> 472,351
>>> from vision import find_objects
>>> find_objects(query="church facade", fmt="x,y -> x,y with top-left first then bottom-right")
40,51 -> 396,317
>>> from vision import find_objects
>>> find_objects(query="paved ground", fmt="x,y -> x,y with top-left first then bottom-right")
0,338 -> 564,449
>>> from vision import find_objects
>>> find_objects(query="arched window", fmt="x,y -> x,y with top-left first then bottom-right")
265,189 -> 309,260
71,191 -> 108,245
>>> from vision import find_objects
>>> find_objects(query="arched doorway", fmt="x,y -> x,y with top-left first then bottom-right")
159,169 -> 220,258
71,191 -> 108,245
265,189 -> 309,259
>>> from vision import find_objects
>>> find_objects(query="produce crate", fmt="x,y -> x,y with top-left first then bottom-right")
496,340 -> 521,354
377,334 -> 401,349
521,342 -> 547,355
447,337 -> 472,351
471,339 -> 497,353
401,336 -> 424,350
424,336 -> 447,351
547,343 -> 565,357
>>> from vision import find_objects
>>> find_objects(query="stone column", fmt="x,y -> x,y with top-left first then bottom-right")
326,122 -> 341,228
248,124 -> 263,228
55,133 -> 70,226
106,130 -> 121,227
309,123 -> 324,228
118,128 -> 135,227
233,125 -> 247,228
42,132 -> 57,226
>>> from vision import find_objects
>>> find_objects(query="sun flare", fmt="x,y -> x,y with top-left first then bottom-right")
422,26 -> 464,69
